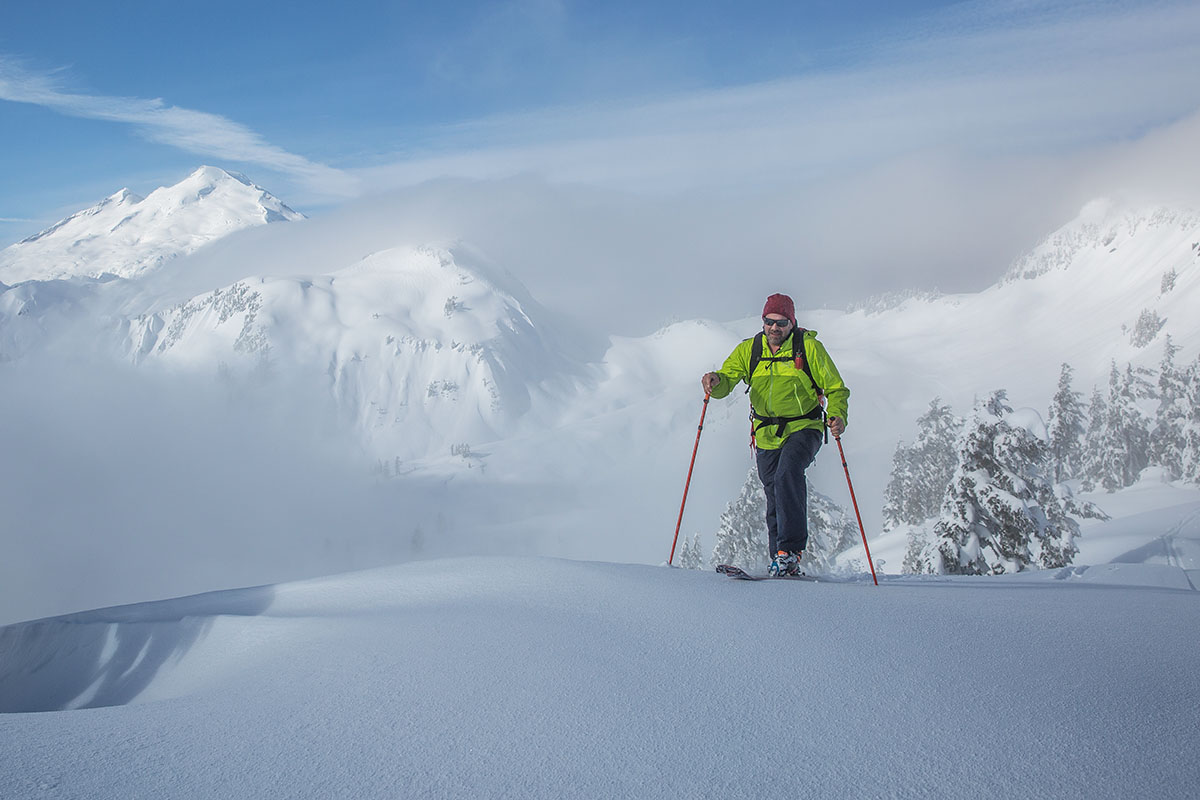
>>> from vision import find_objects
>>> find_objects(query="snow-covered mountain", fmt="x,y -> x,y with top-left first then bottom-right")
122,244 -> 587,460
808,197 -> 1200,457
1003,199 -> 1200,283
0,166 -> 303,284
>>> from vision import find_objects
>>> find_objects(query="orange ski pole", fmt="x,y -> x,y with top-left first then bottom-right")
669,392 -> 711,565
835,434 -> 878,585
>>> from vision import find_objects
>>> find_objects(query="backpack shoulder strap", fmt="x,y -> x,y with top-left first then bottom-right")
792,328 -> 820,394
748,332 -> 764,383
744,332 -> 773,395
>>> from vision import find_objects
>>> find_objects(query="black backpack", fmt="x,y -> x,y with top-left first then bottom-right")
745,328 -> 826,442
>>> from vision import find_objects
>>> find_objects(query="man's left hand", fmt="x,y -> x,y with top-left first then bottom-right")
827,416 -> 845,437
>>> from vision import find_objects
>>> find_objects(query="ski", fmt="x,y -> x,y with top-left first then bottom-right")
715,564 -> 819,581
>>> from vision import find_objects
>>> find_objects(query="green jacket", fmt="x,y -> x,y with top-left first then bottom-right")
710,329 -> 849,450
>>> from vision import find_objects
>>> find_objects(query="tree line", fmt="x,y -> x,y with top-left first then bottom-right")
890,336 -> 1200,574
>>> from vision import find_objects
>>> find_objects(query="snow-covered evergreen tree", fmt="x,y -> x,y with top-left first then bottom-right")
1046,363 -> 1086,482
711,468 -> 858,574
882,398 -> 964,575
1151,336 -> 1188,479
1180,354 -> 1200,484
1080,385 -> 1108,492
911,391 -> 1082,575
677,535 -> 692,568
1096,362 -> 1152,491
1056,482 -> 1110,524
805,485 -> 860,575
882,443 -> 917,531
882,398 -> 961,531
679,533 -> 705,570
901,520 -> 937,575
1129,308 -> 1165,348
711,469 -> 769,573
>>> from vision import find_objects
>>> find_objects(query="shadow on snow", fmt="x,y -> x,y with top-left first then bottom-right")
0,584 -> 274,713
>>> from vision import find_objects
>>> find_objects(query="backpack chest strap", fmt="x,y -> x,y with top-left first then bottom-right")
746,329 -> 827,442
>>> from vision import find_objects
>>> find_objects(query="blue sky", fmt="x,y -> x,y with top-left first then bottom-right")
2,0 -> 965,214
3,0 -> 1200,320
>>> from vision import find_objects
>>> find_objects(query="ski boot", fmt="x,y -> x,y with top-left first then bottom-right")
769,550 -> 802,577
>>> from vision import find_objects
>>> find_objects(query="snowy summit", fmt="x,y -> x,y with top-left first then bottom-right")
0,167 -> 303,284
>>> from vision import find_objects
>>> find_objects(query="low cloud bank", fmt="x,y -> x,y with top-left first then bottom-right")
0,357 -> 480,624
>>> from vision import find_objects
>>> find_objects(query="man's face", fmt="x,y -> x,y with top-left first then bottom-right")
763,314 -> 791,347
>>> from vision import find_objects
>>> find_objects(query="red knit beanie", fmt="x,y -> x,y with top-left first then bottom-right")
762,293 -> 795,325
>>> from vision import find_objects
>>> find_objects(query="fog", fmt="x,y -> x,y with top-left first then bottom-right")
150,103 -> 1200,339
0,355 -> 531,625
288,0 -> 1200,334
7,107 -> 1200,624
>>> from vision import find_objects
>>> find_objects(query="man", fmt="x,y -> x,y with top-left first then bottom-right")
702,293 -> 849,576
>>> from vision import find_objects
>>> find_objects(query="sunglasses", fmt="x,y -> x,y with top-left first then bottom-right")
762,317 -> 791,328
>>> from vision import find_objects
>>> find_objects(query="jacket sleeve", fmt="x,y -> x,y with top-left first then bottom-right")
808,337 -> 850,425
709,339 -> 751,399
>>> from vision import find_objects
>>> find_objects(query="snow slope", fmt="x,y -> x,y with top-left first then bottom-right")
1,557 -> 1197,799
0,167 -> 303,284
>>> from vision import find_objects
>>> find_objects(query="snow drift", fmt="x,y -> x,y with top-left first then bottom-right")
1,558 -> 1197,799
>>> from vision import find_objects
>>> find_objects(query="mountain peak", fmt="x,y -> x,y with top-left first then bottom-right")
184,165 -> 253,188
0,168 -> 305,284
105,187 -> 144,206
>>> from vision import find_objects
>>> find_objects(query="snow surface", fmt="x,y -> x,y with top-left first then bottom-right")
2,557 -> 1197,799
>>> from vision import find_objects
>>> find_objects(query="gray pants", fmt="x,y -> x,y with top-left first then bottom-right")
755,428 -> 822,558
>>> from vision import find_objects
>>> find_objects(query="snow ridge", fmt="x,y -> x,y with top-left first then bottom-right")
1003,199 -> 1200,284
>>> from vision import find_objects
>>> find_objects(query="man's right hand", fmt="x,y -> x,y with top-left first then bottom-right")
701,372 -> 722,393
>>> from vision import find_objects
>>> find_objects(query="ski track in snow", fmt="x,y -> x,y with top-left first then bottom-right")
2,557 -> 1198,799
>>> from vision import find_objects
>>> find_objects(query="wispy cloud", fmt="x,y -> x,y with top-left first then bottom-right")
0,56 -> 360,199
324,0 -> 1200,331
354,0 -> 1200,195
